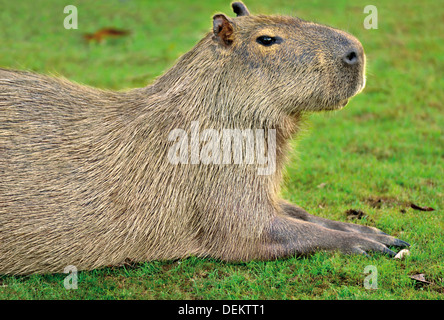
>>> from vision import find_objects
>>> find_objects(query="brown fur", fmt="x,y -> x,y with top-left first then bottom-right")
0,2 -> 408,274
83,28 -> 130,43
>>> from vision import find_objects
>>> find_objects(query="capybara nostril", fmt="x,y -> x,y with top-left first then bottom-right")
343,49 -> 359,65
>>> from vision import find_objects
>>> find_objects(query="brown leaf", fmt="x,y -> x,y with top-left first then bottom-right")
83,28 -> 131,43
410,203 -> 435,211
409,273 -> 433,285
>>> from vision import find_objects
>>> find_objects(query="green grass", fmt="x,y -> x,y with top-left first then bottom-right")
0,0 -> 443,299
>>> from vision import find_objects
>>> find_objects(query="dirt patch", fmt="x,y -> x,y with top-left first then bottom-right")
345,209 -> 367,220
366,196 -> 405,209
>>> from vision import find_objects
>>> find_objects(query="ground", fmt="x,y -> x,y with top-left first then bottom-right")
0,0 -> 442,299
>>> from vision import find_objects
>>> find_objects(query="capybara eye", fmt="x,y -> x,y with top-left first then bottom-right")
256,36 -> 275,46
256,36 -> 283,47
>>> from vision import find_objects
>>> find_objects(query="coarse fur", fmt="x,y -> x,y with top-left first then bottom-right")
0,2 -> 408,274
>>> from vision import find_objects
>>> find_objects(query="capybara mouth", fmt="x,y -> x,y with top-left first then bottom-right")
339,98 -> 349,107
329,98 -> 349,110
323,98 -> 350,111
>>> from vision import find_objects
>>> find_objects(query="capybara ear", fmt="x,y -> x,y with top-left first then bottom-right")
212,14 -> 235,47
232,2 -> 250,17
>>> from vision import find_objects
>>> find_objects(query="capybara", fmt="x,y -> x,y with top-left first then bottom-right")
0,2 -> 409,274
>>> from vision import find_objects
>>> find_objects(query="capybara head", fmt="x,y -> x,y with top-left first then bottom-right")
211,2 -> 366,113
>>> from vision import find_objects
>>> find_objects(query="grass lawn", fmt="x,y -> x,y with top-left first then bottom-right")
0,0 -> 442,299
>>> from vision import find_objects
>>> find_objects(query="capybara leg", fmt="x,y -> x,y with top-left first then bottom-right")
279,201 -> 405,237
259,215 -> 409,259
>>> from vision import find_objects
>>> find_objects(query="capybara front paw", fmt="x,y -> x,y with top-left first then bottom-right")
342,233 -> 410,257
